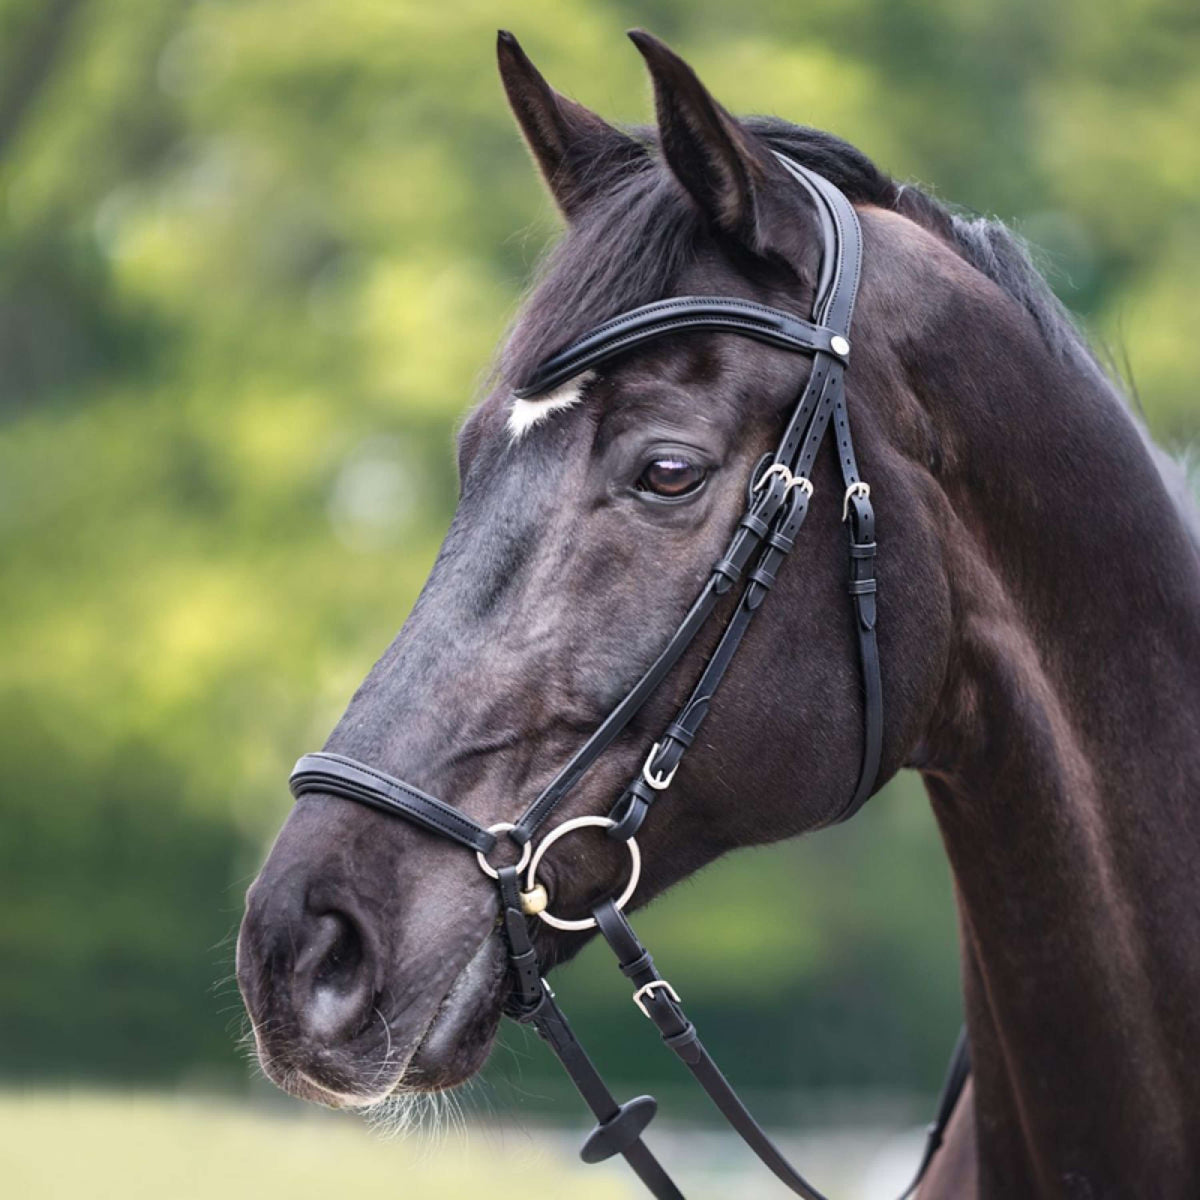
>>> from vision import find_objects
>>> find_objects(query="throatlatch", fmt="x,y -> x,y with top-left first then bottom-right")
289,156 -> 966,1200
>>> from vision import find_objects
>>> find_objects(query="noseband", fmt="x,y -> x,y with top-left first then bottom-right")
289,156 -> 967,1200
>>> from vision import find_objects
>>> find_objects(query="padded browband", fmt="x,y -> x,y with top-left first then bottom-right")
513,297 -> 849,399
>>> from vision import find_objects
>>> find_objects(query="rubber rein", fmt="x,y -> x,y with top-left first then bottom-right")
289,155 -> 968,1200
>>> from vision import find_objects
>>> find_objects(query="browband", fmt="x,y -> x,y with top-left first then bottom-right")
514,296 -> 849,399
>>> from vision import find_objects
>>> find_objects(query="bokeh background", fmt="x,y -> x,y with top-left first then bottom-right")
2,1 -> 1197,1196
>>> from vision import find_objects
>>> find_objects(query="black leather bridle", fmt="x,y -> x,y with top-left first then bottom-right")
289,157 -> 967,1200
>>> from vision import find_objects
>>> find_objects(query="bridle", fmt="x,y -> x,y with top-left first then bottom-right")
288,156 -> 968,1200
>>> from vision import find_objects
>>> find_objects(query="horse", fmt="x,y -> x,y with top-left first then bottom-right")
237,29 -> 1200,1198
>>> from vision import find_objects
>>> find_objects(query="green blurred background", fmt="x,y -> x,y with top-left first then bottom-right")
1,0 -> 1197,1195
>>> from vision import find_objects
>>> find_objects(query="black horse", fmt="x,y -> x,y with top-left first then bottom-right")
238,31 -> 1200,1198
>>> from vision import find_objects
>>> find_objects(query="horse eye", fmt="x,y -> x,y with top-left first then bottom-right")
637,457 -> 707,498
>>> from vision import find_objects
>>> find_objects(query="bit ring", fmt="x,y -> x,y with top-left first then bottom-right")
525,816 -> 641,931
475,822 -> 533,880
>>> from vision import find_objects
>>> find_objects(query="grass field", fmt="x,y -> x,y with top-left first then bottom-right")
0,1089 -> 632,1200
0,1088 -> 926,1198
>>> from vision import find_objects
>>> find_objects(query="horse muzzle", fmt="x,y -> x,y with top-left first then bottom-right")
235,797 -> 507,1103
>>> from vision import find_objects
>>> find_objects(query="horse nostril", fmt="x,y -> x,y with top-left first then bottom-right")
294,909 -> 373,1042
311,912 -> 364,988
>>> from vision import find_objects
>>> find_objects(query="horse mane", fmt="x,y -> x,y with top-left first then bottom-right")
501,116 -> 1200,548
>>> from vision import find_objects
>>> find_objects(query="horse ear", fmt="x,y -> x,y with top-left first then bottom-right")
497,31 -> 645,221
628,30 -> 783,250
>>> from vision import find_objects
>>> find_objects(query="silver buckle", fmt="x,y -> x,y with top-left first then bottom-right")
641,741 -> 679,791
842,481 -> 870,521
753,463 -> 793,494
633,979 -> 681,1018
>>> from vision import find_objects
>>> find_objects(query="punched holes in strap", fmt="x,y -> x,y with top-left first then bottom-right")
610,468 -> 817,844
742,477 -> 811,608
502,171 -> 861,847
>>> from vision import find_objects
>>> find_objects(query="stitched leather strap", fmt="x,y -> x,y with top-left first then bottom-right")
294,157 -> 880,853
519,161 -> 874,840
289,752 -> 496,854
514,297 -> 848,399
774,154 -> 862,336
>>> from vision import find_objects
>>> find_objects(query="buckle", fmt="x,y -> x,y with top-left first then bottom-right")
753,462 -> 793,494
633,979 -> 681,1018
842,481 -> 870,521
641,742 -> 679,791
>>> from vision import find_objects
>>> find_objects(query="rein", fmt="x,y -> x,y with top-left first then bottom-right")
289,156 -> 967,1199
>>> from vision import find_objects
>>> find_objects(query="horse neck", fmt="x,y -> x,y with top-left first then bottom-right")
910,294 -> 1200,1193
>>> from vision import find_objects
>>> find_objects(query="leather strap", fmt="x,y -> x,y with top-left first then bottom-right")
594,900 -> 831,1200
492,890 -> 681,1199
519,985 -> 683,1200
289,752 -> 496,854
779,162 -> 879,819
828,393 -> 883,823
496,866 -> 544,1017
513,467 -> 792,842
514,296 -> 848,400
294,155 -> 879,853
518,160 -> 876,843
898,1026 -> 972,1200
774,154 -> 862,336
611,374 -> 842,837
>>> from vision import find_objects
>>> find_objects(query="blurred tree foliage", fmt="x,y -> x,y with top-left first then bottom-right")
0,0 -> 1196,1108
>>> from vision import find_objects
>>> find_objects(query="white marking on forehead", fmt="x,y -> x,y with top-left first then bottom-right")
507,371 -> 596,441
